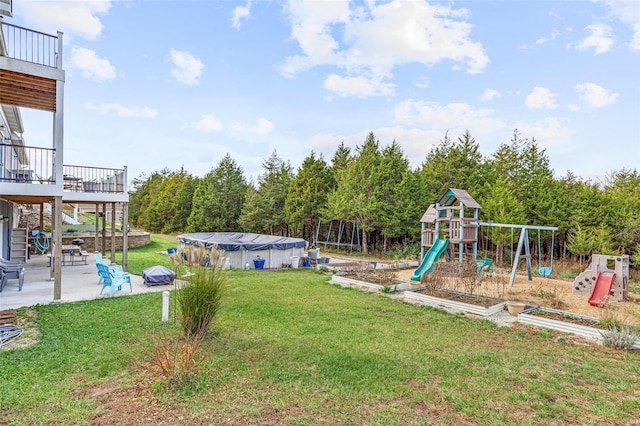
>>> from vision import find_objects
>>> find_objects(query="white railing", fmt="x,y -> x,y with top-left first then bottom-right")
0,19 -> 59,68
63,165 -> 126,193
0,143 -> 54,183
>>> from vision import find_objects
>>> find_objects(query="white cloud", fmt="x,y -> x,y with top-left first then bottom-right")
69,47 -> 116,82
324,74 -> 395,97
18,1 -> 111,40
86,103 -> 157,118
480,89 -> 500,102
252,118 -> 274,134
535,30 -> 560,45
575,83 -> 619,108
632,24 -> 640,51
603,1 -> 640,51
521,29 -> 560,49
576,24 -> 614,55
231,1 -> 251,29
413,77 -> 429,89
393,99 -> 504,134
169,49 -> 204,85
281,0 -> 488,97
526,87 -> 557,109
193,114 -> 223,132
232,118 -> 275,135
513,117 -> 573,147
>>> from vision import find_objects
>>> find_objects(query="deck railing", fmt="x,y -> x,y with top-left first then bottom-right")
0,143 -> 54,183
0,145 -> 126,193
63,165 -> 126,193
0,20 -> 58,68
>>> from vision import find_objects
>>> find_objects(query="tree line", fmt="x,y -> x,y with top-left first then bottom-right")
129,130 -> 640,265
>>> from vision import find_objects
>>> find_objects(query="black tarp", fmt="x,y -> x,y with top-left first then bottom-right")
176,232 -> 307,252
142,265 -> 176,285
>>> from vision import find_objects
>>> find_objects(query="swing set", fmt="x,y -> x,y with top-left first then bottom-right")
478,222 -> 558,287
537,229 -> 554,277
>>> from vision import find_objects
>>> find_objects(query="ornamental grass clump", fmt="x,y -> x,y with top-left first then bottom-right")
170,245 -> 225,338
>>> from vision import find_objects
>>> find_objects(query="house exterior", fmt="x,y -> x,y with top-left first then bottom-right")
0,12 -> 129,301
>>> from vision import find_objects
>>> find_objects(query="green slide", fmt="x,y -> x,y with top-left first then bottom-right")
410,238 -> 449,281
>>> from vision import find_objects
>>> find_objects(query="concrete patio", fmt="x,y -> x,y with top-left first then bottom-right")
0,254 -> 174,311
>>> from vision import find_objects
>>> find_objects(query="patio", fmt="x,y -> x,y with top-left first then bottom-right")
0,254 -> 174,311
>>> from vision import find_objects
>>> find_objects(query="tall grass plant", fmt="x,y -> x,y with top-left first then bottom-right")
169,245 -> 225,338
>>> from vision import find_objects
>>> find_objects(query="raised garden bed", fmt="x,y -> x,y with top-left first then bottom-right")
404,287 -> 506,318
518,306 -> 640,349
329,275 -> 412,293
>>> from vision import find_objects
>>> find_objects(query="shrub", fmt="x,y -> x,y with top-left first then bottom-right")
600,325 -> 640,350
599,304 -> 640,350
170,246 -> 225,338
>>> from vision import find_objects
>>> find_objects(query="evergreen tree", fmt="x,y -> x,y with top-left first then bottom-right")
326,132 -> 381,254
285,152 -> 334,241
567,225 -> 594,264
239,151 -> 293,235
376,140 -> 410,251
481,177 -> 526,265
188,154 -> 249,232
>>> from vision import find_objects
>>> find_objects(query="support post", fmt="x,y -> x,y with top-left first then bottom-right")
509,228 -> 532,286
420,222 -> 425,261
95,203 -> 99,253
162,291 -> 169,322
53,196 -> 63,301
110,203 -> 116,263
101,203 -> 106,255
458,201 -> 464,263
122,202 -> 128,272
472,208 -> 479,262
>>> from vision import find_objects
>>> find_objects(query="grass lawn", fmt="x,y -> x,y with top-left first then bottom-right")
115,233 -> 179,275
1,266 -> 639,424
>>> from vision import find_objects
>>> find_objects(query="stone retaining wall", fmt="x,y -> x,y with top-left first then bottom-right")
33,232 -> 151,252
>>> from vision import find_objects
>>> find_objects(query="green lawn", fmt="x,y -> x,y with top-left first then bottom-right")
116,233 -> 179,275
1,265 -> 639,424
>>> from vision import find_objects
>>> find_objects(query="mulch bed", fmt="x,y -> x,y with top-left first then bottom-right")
527,308 -> 602,328
417,288 -> 504,308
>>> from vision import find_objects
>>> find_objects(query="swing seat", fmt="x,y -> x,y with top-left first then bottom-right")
476,258 -> 493,275
538,266 -> 552,277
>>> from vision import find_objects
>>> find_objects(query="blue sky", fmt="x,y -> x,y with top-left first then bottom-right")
9,0 -> 640,184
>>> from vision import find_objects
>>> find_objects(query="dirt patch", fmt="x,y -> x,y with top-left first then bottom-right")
396,269 -> 640,326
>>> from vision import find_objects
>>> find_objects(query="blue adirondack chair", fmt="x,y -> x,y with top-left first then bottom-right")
94,255 -> 123,285
96,263 -> 132,297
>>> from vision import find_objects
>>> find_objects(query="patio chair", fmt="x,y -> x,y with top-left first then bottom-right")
0,258 -> 25,292
96,263 -> 132,297
94,254 -> 123,285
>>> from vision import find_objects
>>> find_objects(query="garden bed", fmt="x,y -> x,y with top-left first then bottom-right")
329,275 -> 412,293
404,287 -> 506,318
518,306 -> 640,349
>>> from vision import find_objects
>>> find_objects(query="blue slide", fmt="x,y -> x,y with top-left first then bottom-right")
410,238 -> 449,281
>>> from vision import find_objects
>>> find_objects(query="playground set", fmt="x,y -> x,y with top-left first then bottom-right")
411,189 -> 558,287
572,254 -> 629,306
411,188 -> 632,308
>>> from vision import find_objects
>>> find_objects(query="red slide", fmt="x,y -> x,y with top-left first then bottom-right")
588,271 -> 616,307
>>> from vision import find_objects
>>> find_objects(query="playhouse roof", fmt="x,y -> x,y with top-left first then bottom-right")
436,188 -> 481,209
420,204 -> 437,223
